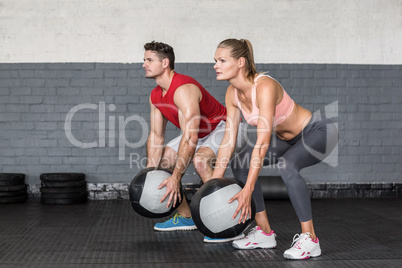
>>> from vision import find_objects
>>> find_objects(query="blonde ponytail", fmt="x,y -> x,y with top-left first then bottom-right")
218,38 -> 257,82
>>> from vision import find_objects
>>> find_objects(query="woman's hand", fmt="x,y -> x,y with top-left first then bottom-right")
228,187 -> 253,224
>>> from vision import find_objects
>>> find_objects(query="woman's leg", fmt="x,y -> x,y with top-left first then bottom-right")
278,119 -> 338,238
231,135 -> 292,233
231,136 -> 293,249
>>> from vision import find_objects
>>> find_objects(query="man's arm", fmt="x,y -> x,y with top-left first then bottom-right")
146,96 -> 167,168
159,84 -> 202,207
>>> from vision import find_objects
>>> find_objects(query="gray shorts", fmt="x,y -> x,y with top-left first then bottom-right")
166,120 -> 248,157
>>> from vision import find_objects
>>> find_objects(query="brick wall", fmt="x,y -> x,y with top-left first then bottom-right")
1,63 -> 401,192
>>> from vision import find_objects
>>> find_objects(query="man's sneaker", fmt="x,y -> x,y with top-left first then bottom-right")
283,232 -> 321,260
154,213 -> 197,231
203,233 -> 245,243
232,226 -> 277,249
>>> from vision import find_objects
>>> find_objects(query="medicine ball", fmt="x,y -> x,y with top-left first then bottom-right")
129,167 -> 183,218
190,178 -> 255,239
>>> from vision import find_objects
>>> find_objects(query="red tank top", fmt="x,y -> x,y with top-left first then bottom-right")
150,73 -> 227,138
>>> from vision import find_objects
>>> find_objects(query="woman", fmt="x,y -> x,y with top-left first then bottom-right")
211,38 -> 338,260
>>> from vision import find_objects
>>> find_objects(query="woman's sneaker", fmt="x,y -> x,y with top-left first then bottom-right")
283,233 -> 321,260
154,213 -> 197,231
232,226 -> 277,249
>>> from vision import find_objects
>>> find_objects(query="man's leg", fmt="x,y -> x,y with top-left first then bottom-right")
158,146 -> 177,170
193,147 -> 216,182
157,145 -> 192,217
153,137 -> 197,231
192,121 -> 248,182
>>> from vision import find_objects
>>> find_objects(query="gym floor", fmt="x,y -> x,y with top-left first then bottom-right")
0,198 -> 401,267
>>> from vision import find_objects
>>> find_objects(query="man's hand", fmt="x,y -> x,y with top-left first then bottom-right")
158,174 -> 182,208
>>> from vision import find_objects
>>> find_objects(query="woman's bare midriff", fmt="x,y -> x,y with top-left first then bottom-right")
274,104 -> 312,141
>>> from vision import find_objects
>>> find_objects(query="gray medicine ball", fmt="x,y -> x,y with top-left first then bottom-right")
190,178 -> 255,238
129,167 -> 182,218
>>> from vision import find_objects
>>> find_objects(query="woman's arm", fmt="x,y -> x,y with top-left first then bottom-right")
212,85 -> 242,179
230,77 -> 278,223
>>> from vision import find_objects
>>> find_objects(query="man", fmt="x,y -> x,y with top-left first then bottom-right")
143,41 -> 246,242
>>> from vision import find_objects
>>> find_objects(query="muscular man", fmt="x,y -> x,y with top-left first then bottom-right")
143,41 -> 246,242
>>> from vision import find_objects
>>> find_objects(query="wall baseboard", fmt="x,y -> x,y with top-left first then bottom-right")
27,182 -> 402,200
308,183 -> 402,199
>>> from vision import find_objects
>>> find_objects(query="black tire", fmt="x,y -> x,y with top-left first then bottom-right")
40,186 -> 87,194
0,195 -> 27,204
0,185 -> 27,192
0,190 -> 26,197
0,173 -> 25,181
40,173 -> 85,182
41,180 -> 86,188
41,192 -> 88,199
41,197 -> 87,205
0,178 -> 25,186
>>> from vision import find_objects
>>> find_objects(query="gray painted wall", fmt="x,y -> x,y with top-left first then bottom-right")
1,63 -> 401,189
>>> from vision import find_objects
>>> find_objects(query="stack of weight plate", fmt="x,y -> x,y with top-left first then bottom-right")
0,173 -> 27,204
40,173 -> 88,205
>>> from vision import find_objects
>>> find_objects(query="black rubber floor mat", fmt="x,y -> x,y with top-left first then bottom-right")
41,180 -> 86,188
0,199 -> 401,266
40,186 -> 87,194
40,197 -> 87,205
0,173 -> 25,181
40,192 -> 88,199
0,190 -> 26,197
0,178 -> 25,186
40,173 -> 85,182
0,195 -> 26,204
0,185 -> 26,192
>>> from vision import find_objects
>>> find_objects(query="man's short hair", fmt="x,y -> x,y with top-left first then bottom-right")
144,41 -> 175,70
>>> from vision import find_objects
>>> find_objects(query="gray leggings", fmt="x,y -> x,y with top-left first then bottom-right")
231,113 -> 338,222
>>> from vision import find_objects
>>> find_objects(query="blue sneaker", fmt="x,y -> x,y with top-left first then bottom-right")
154,213 -> 197,231
203,233 -> 245,243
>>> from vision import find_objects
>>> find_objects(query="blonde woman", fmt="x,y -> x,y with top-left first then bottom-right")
212,38 -> 338,260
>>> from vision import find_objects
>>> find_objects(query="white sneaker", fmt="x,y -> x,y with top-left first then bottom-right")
283,233 -> 321,260
232,226 -> 277,249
